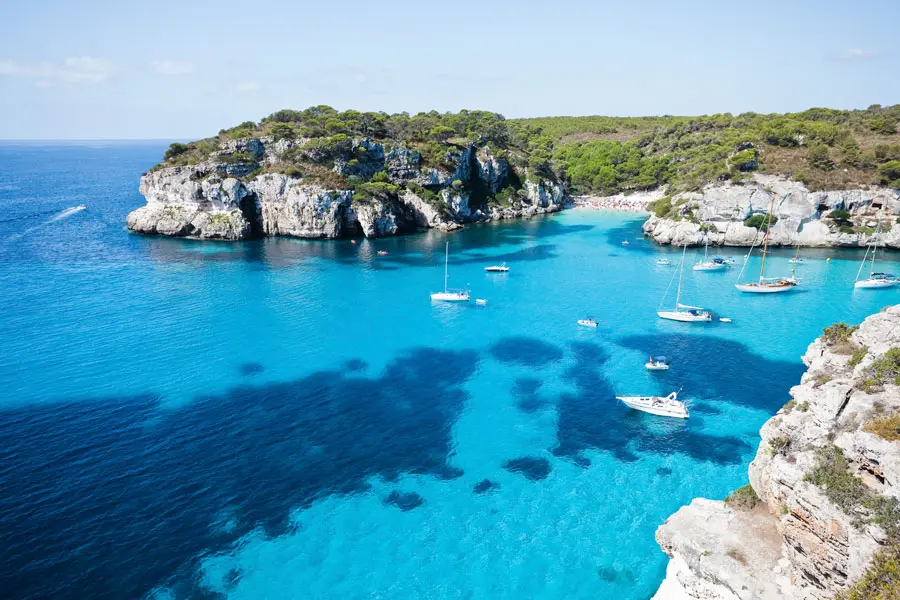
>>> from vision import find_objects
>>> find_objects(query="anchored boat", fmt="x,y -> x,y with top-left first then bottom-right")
430,242 -> 470,302
485,263 -> 509,272
645,355 -> 670,371
658,245 -> 712,322
693,231 -> 728,271
855,221 -> 898,289
735,192 -> 798,294
617,390 -> 689,419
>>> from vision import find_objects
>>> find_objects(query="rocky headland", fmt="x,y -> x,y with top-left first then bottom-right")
653,305 -> 900,600
642,175 -> 900,249
126,109 -> 568,241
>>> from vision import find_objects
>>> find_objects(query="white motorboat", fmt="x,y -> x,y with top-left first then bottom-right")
789,257 -> 803,264
693,232 -> 728,271
854,222 -> 898,289
617,391 -> 689,419
577,319 -> 598,328
475,298 -> 488,306
645,355 -> 670,371
658,245 -> 712,322
431,242 -> 470,302
735,192 -> 799,294
485,263 -> 509,272
656,258 -> 672,266
719,317 -> 733,323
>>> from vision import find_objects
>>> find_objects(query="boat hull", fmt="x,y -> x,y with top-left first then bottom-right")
693,263 -> 727,271
734,282 -> 797,293
657,311 -> 711,322
855,279 -> 899,289
645,363 -> 669,371
577,320 -> 598,328
616,397 -> 688,418
430,292 -> 470,302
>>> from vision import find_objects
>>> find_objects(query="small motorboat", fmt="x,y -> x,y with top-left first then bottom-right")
719,317 -> 733,323
788,257 -> 803,264
693,257 -> 729,271
616,390 -> 689,419
475,298 -> 488,306
577,319 -> 598,328
645,355 -> 670,371
485,263 -> 509,272
656,258 -> 672,266
377,250 -> 389,256
622,241 -> 630,246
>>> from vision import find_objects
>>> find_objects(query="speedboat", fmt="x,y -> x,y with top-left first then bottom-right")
475,298 -> 488,306
855,273 -> 899,289
485,263 -> 509,272
656,258 -> 672,266
719,317 -> 733,323
577,319 -> 598,328
622,241 -> 630,245
645,356 -> 670,371
616,391 -> 689,419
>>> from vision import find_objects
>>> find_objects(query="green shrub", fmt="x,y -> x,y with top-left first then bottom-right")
370,170 -> 390,183
813,373 -> 832,388
822,322 -> 858,346
848,346 -> 869,369
829,209 -> 853,223
836,546 -> 900,600
807,143 -> 834,170
879,161 -> 900,188
744,214 -> 778,230
725,484 -> 761,511
769,435 -> 792,455
164,142 -> 189,161
649,196 -> 674,218
860,348 -> 900,387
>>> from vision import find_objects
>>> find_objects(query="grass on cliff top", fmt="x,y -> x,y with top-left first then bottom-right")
805,445 -> 900,537
837,545 -> 900,600
864,414 -> 900,442
724,484 -> 761,511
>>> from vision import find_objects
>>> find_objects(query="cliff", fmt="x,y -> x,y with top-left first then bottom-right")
653,306 -> 900,599
126,109 -> 568,240
642,175 -> 900,248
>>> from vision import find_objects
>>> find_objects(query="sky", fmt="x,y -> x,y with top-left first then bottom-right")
1,0 -> 898,139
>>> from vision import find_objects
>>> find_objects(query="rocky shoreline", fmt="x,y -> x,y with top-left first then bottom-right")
653,305 -> 900,599
126,136 -> 568,241
642,175 -> 900,249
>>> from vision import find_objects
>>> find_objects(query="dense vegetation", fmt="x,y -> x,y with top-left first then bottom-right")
514,104 -> 900,194
158,104 -> 900,204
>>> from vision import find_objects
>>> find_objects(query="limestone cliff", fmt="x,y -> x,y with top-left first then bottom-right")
642,175 -> 900,249
127,133 -> 568,241
654,305 -> 900,600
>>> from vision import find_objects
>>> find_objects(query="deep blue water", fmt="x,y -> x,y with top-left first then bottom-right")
1,142 -> 899,599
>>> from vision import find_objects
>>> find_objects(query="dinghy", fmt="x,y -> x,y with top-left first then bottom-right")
577,318 -> 598,328
645,356 -> 670,371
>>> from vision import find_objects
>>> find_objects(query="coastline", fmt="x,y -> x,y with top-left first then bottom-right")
572,190 -> 662,213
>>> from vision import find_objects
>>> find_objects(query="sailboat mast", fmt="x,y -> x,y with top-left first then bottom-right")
758,193 -> 777,283
444,242 -> 449,292
675,244 -> 686,311
871,223 -> 879,275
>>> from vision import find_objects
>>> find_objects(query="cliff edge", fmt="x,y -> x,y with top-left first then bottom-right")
126,109 -> 568,241
654,305 -> 900,599
642,174 -> 900,249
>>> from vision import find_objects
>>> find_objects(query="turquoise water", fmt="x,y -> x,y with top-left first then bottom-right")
2,142 -> 899,599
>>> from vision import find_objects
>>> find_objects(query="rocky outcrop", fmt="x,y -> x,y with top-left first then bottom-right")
653,306 -> 900,599
643,174 -> 900,248
128,137 -> 569,241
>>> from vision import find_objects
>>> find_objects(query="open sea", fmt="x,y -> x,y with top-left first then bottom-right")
1,141 -> 899,600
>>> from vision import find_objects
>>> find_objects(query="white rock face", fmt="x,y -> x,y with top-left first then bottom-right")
643,175 -> 900,248
654,305 -> 900,600
128,137 -> 569,240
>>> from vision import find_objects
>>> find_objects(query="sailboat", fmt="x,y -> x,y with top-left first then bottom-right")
430,242 -> 470,302
658,245 -> 712,322
855,222 -> 899,289
693,229 -> 728,271
735,193 -> 798,293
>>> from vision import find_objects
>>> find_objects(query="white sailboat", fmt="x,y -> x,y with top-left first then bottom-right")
658,245 -> 712,322
735,193 -> 798,293
616,390 -> 689,419
855,222 -> 899,289
430,242 -> 470,302
693,230 -> 728,271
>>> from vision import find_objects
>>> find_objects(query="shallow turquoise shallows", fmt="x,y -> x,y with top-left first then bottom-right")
1,142 -> 899,600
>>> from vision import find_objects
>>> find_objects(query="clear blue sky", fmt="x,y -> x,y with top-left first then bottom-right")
1,0 -> 897,139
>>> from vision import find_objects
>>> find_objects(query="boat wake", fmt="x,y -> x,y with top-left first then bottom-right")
45,205 -> 87,223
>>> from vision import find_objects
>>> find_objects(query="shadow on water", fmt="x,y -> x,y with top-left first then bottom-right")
617,334 -> 806,413
0,347 -> 478,600
512,377 -> 551,413
552,341 -> 753,465
141,217 -> 592,269
490,337 -> 564,368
